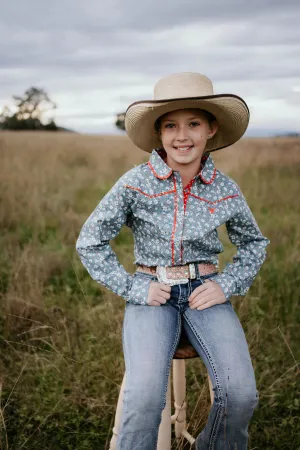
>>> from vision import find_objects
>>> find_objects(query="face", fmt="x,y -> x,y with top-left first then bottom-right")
158,108 -> 218,170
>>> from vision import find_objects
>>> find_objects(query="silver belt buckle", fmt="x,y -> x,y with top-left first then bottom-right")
156,264 -> 196,285
189,263 -> 196,279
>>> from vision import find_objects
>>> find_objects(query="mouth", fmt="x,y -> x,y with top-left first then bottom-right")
173,145 -> 193,153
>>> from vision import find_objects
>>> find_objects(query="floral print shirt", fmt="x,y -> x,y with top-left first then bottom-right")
76,148 -> 270,305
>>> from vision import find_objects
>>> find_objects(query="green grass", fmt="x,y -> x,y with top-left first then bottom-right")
0,157 -> 299,449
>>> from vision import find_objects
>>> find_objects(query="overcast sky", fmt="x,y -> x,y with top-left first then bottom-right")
1,0 -> 299,135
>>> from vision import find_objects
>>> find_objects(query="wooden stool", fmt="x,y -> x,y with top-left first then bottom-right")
109,327 -> 214,450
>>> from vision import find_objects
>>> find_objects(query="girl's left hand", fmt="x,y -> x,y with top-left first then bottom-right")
188,280 -> 226,310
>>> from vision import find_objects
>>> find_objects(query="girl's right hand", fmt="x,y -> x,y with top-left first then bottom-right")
147,282 -> 171,306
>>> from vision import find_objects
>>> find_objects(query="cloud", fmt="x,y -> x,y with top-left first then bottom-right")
0,0 -> 299,134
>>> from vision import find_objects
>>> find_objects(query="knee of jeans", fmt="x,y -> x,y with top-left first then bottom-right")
212,382 -> 259,411
125,381 -> 165,413
226,385 -> 259,413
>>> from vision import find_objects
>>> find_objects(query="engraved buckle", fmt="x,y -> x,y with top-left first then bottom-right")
156,264 -> 197,285
189,263 -> 196,279
156,266 -> 189,285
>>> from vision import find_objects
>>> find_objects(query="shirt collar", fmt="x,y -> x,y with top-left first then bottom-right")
147,148 -> 217,184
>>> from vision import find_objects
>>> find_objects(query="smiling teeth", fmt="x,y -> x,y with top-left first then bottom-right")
176,146 -> 191,150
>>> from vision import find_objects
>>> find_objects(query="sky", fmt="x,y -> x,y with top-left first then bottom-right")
0,0 -> 299,136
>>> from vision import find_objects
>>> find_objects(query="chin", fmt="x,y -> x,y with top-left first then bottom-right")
172,151 -> 200,161
174,154 -> 193,161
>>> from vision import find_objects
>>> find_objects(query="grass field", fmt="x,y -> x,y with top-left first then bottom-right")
0,132 -> 299,449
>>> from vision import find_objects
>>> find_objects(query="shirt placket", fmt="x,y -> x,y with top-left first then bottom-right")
183,178 -> 196,213
181,177 -> 197,264
171,172 -> 196,266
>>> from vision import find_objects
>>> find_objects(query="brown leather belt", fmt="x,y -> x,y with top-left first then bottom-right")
136,262 -> 218,285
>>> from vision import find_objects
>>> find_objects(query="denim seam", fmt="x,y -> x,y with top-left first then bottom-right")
117,310 -> 131,449
184,315 -> 225,449
178,283 -> 186,303
154,311 -> 182,449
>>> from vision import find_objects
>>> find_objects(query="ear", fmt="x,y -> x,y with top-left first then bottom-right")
207,120 -> 218,139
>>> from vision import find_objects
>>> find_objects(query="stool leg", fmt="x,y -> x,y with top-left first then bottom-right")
157,371 -> 172,450
171,359 -> 195,445
208,374 -> 214,405
172,360 -> 187,440
109,372 -> 126,450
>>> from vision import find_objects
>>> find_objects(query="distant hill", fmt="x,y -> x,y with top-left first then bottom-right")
275,132 -> 300,138
0,123 -> 76,133
54,126 -> 76,133
246,128 -> 300,138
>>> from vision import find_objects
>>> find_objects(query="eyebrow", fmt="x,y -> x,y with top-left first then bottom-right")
161,116 -> 201,122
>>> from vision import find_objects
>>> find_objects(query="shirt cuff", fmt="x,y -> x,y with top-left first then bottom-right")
124,273 -> 154,305
209,272 -> 237,301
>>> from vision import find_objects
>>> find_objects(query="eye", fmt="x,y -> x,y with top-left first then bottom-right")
190,121 -> 200,128
164,123 -> 175,129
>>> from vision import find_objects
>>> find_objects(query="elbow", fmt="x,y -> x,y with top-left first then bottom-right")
257,234 -> 270,254
75,233 -> 86,258
262,236 -> 271,261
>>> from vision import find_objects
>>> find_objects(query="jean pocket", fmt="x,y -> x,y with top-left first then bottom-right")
191,279 -> 204,288
191,271 -> 218,286
202,271 -> 219,280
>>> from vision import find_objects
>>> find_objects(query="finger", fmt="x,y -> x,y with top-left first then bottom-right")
190,292 -> 215,305
156,295 -> 167,304
204,280 -> 219,290
189,283 -> 210,301
159,284 -> 172,293
206,280 -> 226,298
149,300 -> 161,307
189,294 -> 215,309
196,300 -> 217,310
158,290 -> 171,300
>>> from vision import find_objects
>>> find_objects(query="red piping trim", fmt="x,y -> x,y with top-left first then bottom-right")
171,174 -> 178,265
148,161 -> 172,179
199,167 -> 217,184
189,193 -> 239,205
124,185 -> 175,197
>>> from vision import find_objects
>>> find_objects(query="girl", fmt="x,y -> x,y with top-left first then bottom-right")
76,72 -> 270,449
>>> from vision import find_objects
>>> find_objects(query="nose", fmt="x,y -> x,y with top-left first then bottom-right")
176,126 -> 188,141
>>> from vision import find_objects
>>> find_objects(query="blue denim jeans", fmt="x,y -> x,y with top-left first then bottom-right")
117,271 -> 259,450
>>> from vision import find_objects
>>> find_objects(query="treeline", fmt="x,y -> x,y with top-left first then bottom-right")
0,87 -> 58,131
115,112 -> 125,131
1,87 -> 134,133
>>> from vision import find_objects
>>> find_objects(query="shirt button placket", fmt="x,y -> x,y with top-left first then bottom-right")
173,172 -> 185,265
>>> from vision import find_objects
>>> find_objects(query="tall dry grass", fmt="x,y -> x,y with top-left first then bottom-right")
0,131 -> 299,449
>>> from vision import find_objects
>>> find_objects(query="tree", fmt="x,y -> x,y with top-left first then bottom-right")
0,87 -> 58,131
115,112 -> 125,131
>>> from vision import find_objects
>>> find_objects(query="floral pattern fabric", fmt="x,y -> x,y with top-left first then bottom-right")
76,148 -> 270,305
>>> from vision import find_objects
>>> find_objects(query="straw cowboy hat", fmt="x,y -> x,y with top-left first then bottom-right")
125,72 -> 250,153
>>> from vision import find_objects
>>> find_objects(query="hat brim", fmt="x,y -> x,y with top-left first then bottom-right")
125,94 -> 250,153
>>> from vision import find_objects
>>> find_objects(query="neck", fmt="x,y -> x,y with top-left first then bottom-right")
165,155 -> 204,186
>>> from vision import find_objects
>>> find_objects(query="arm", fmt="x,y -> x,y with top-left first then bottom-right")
76,175 -> 151,305
210,187 -> 270,301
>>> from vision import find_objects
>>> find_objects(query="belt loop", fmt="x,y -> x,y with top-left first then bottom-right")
194,262 -> 201,280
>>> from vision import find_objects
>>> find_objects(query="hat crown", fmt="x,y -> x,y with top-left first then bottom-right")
153,72 -> 214,101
